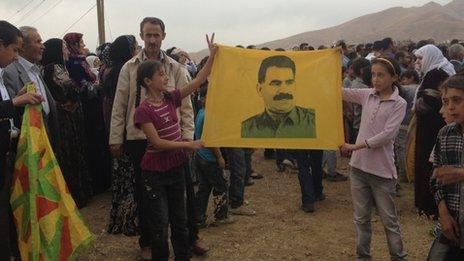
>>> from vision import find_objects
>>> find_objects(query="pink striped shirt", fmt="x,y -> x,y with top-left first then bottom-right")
343,88 -> 406,179
134,90 -> 186,172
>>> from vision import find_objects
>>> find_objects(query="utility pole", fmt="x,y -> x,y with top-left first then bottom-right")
96,0 -> 105,45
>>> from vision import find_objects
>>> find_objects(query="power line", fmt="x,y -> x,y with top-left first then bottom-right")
105,12 -> 113,41
31,0 -> 63,25
7,0 -> 37,21
14,0 -> 47,25
62,3 -> 97,36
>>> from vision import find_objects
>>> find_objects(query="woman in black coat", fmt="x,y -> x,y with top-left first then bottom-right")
413,44 -> 456,217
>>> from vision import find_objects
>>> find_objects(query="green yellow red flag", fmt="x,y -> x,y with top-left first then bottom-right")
10,83 -> 92,260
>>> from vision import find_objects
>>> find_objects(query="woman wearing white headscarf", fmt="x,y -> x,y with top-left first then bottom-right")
410,44 -> 455,217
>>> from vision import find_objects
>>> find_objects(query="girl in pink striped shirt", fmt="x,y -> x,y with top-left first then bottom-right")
134,34 -> 216,261
341,57 -> 408,260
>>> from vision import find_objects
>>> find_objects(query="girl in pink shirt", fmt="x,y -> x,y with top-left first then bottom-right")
134,34 -> 216,261
341,57 -> 407,260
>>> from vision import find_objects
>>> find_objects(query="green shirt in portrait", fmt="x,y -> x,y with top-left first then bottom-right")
241,106 -> 316,138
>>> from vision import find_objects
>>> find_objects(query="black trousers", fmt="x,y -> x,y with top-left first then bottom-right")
183,159 -> 199,245
0,150 -> 19,260
125,139 -> 149,248
126,140 -> 199,248
142,167 -> 190,261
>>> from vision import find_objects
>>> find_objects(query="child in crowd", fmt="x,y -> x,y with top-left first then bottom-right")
394,70 -> 420,183
341,57 -> 407,260
428,74 -> 464,260
194,83 -> 235,227
134,34 -> 216,260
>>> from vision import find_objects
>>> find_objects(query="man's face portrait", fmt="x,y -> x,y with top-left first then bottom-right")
242,54 -> 316,139
257,65 -> 296,114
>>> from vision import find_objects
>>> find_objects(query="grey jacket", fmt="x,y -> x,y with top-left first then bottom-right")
3,60 -> 60,150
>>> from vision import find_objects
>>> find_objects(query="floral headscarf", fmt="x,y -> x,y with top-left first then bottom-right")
63,32 -> 96,83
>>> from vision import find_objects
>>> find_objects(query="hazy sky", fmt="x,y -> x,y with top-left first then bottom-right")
0,0 -> 453,52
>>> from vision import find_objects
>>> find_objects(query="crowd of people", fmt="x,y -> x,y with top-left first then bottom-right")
1,16 -> 464,260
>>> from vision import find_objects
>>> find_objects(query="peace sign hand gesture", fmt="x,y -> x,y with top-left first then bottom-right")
206,33 -> 218,57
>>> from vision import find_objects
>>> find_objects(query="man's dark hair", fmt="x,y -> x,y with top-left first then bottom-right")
352,57 -> 371,78
258,55 -> 296,84
347,51 -> 358,60
416,40 -> 430,50
450,39 -> 459,45
372,41 -> 383,51
0,20 -> 22,46
440,73 -> 464,92
401,70 -> 420,84
299,43 -> 309,49
364,43 -> 373,53
140,17 -> 165,33
395,51 -> 405,61
381,37 -> 393,50
336,40 -> 347,50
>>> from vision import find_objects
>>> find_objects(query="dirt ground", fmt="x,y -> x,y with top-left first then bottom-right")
78,151 -> 435,260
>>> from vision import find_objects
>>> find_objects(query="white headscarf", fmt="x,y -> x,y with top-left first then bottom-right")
414,44 -> 456,76
85,55 -> 100,77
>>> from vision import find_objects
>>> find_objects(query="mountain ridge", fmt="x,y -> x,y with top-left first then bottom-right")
191,0 -> 464,61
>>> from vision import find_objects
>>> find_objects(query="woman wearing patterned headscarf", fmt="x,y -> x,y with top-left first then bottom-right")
64,32 -> 112,194
63,33 -> 97,87
102,35 -> 138,236
411,44 -> 456,217
42,38 -> 92,208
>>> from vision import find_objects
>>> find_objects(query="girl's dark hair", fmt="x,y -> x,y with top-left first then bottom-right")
400,70 -> 420,84
371,56 -> 405,97
135,60 -> 163,107
440,73 -> 464,92
0,20 -> 22,46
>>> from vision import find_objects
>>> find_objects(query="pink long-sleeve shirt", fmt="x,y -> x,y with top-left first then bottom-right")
343,88 -> 406,179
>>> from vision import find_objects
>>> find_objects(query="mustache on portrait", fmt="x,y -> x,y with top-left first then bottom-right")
273,93 -> 293,101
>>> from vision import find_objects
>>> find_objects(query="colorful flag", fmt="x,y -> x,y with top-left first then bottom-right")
202,45 -> 344,149
10,83 -> 92,261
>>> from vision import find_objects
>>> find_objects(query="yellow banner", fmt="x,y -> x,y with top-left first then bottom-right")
202,45 -> 344,149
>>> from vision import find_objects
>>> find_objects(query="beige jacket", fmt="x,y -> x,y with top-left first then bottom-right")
109,50 -> 194,145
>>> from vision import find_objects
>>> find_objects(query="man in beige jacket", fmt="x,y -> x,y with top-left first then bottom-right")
109,17 -> 203,259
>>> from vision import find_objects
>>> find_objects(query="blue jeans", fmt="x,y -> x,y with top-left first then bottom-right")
323,150 -> 337,176
244,149 -> 253,181
350,168 -> 407,261
291,150 -> 324,205
226,148 -> 246,208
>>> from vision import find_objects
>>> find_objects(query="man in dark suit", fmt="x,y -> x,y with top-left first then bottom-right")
0,20 -> 43,261
3,26 -> 59,150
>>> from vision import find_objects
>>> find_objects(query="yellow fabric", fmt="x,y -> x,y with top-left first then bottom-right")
202,45 -> 344,149
10,83 -> 92,261
406,114 -> 417,183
